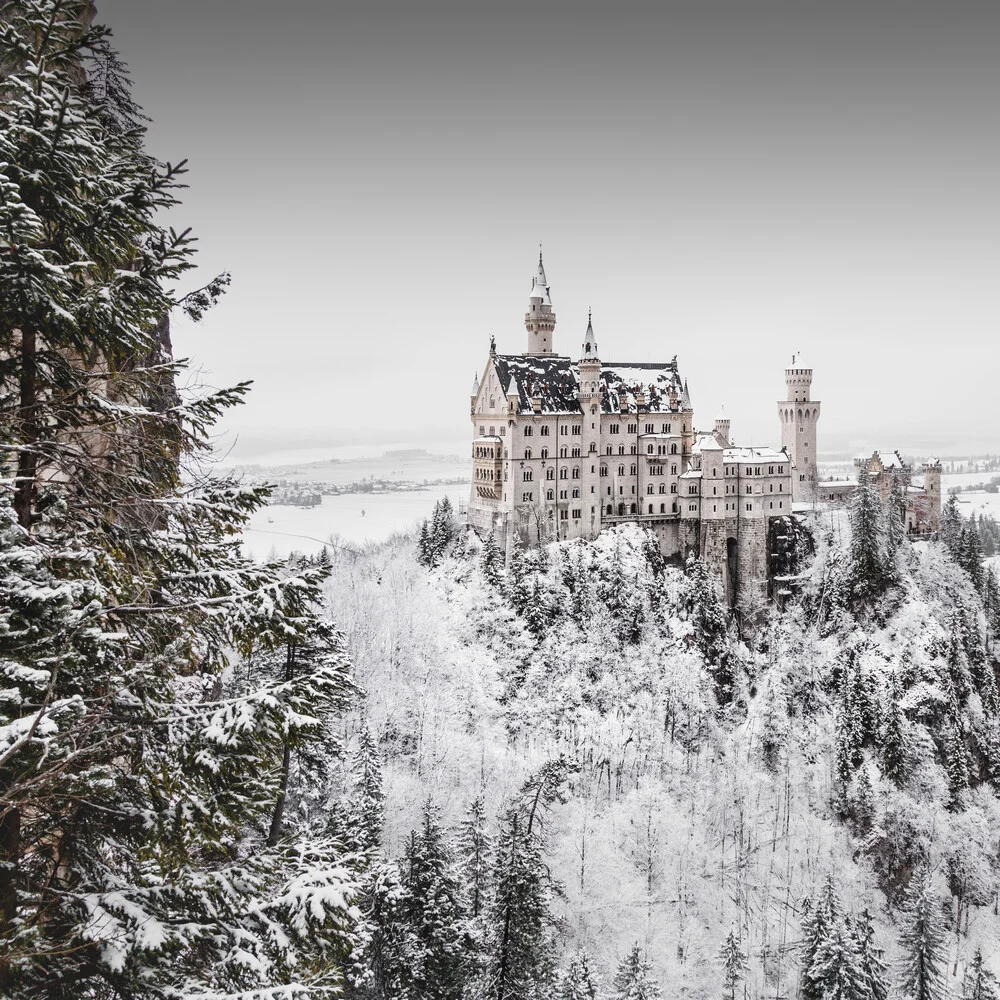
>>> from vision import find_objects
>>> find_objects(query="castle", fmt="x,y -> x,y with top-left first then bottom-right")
468,254 -> 944,605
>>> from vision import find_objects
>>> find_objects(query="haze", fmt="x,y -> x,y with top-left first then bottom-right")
98,0 -> 1000,460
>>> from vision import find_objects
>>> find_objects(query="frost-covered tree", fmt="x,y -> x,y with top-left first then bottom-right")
557,950 -> 600,1000
685,557 -> 734,703
0,4 -> 361,997
482,530 -> 504,587
720,930 -> 746,1000
849,466 -> 890,602
402,803 -> 470,1000
457,795 -> 492,921
800,876 -> 843,1000
885,476 -> 907,573
346,725 -> 386,853
852,909 -> 890,1000
612,944 -> 662,1000
898,867 -> 948,1000
880,680 -> 908,785
963,948 -> 999,1000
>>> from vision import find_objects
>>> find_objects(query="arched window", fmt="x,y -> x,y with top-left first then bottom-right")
648,504 -> 654,514
647,485 -> 654,494
660,503 -> 666,513
523,470 -> 532,481
659,484 -> 666,494
618,465 -> 625,476
524,448 -> 532,460
559,468 -> 568,480
546,468 -> 554,480
671,443 -> 678,454
607,504 -> 614,515
540,447 -> 548,459
647,444 -> 654,454
630,503 -> 637,514
671,484 -> 678,494
618,503 -> 626,516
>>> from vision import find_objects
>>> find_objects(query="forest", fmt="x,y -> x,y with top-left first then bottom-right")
2,2 -> 1000,998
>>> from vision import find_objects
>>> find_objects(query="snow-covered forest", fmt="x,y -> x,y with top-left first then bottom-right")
3,3 -> 1000,999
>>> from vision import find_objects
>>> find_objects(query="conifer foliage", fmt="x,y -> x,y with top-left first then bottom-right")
417,496 -> 460,567
0,4 -> 359,996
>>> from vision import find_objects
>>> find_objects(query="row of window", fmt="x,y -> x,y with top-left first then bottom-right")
517,497 -> 786,514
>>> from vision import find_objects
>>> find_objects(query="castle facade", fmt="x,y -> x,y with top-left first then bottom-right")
468,254 -> 802,604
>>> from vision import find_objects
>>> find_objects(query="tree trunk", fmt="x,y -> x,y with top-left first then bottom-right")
0,798 -> 21,992
13,326 -> 38,531
267,643 -> 296,846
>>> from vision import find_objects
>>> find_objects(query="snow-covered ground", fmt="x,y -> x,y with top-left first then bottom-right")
241,482 -> 468,559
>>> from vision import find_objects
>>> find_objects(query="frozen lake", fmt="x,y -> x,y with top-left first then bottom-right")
242,482 -> 469,560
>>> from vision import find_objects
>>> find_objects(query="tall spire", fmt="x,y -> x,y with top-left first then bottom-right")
524,247 -> 556,354
581,307 -> 599,360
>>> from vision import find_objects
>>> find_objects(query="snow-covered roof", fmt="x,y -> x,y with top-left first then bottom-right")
490,354 -> 687,415
692,434 -> 723,453
680,469 -> 703,480
723,446 -> 788,462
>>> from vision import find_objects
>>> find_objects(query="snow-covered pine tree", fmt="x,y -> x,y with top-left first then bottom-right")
852,908 -> 890,1000
402,803 -> 470,1000
960,520 -> 985,591
482,530 -> 504,587
557,950 -> 600,1000
0,4 -> 361,995
897,866 -> 948,1000
885,476 -> 907,575
963,948 -> 999,1000
799,876 -> 843,1000
809,916 -> 867,1000
457,795 -> 492,921
849,465 -> 889,603
880,679 -> 908,786
720,930 -> 746,1000
612,944 -> 662,1000
347,725 -> 386,853
941,495 -> 964,557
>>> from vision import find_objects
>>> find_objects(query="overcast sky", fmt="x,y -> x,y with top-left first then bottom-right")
98,0 -> 1000,460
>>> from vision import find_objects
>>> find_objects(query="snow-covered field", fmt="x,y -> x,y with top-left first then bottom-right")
242,482 -> 468,559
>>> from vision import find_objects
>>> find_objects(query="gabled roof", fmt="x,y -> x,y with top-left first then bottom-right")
492,354 -> 578,413
601,361 -> 684,414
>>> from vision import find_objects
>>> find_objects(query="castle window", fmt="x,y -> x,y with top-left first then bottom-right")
590,443 -> 597,453
778,483 -> 782,491
672,502 -> 678,512
713,504 -> 717,512
572,488 -> 580,498
560,490 -> 568,499
541,447 -> 548,459
659,484 -> 666,494
646,423 -> 654,433
524,426 -> 533,436
618,465 -> 625,476
689,485 -> 698,495
647,485 -> 654,494
540,425 -> 550,436
671,465 -> 677,475
546,469 -> 554,480
607,504 -> 614,515
630,445 -> 637,455
601,466 -> 608,476
560,447 -> 568,458
746,503 -> 752,511
547,489 -> 554,500
572,447 -> 581,458
560,510 -> 568,520
560,468 -> 568,479
618,503 -> 626,515
572,467 -> 580,479
671,484 -> 678,494
745,486 -> 751,494
606,446 -> 613,455
524,448 -> 532,460
618,445 -> 625,456
647,444 -> 654,454
522,492 -> 532,502
572,509 -> 581,519
769,465 -> 774,474
560,426 -> 568,435
660,503 -> 666,513
628,423 -> 637,434
712,486 -> 717,495
779,501 -> 783,508
648,504 -> 654,513
671,444 -> 678,455
610,423 -> 619,434
662,424 -> 668,433
523,470 -> 532,481
769,502 -> 773,509
630,465 -> 637,475
499,427 -> 506,436
769,484 -> 773,492
630,504 -> 637,514
479,426 -> 485,435
489,426 -> 496,435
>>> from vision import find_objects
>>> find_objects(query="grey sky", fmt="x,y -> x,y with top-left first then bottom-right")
98,0 -> 1000,459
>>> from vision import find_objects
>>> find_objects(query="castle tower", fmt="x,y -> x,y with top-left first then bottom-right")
714,407 -> 731,447
578,310 -> 603,540
777,353 -> 821,502
923,459 -> 942,531
524,249 -> 557,355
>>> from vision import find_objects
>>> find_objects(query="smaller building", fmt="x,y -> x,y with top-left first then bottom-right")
815,450 -> 941,533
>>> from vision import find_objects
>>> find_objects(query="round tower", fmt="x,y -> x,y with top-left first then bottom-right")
777,353 -> 821,502
922,459 -> 942,531
714,406 -> 731,447
524,249 -> 556,355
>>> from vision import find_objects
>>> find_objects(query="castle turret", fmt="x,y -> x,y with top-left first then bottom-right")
777,353 -> 821,502
524,249 -> 556,355
923,459 -> 942,531
578,310 -> 602,540
714,407 -> 731,447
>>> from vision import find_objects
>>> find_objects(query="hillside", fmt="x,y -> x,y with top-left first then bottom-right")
319,498 -> 1000,998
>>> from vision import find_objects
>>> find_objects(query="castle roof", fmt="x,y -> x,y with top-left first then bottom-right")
724,446 -> 788,462
491,354 -> 685,415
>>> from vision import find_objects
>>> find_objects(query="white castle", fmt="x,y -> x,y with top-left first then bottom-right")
467,254 -> 940,605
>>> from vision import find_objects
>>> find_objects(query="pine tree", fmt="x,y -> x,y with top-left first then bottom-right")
558,950 -> 600,1000
809,917 -> 866,1000
941,495 -> 964,556
800,876 -> 842,1000
849,466 -> 890,602
402,803 -> 470,1000
898,867 -> 948,1000
720,930 -> 746,1000
963,948 -> 999,1000
961,520 -> 985,591
852,908 -> 890,1000
457,795 -> 492,921
0,5 -> 360,995
612,944 -> 662,1000
348,725 -> 386,853
885,476 -> 907,574
482,530 -> 504,587
881,680 -> 908,785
